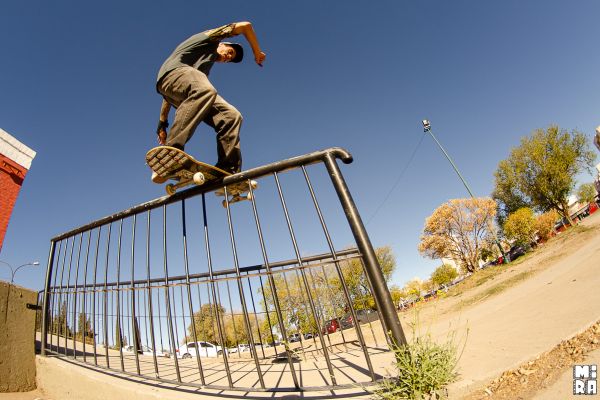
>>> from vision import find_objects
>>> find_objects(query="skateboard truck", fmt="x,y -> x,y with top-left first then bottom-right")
165,171 -> 207,195
217,180 -> 258,208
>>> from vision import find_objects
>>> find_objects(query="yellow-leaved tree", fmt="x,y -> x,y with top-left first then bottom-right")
503,207 -> 536,247
418,198 -> 497,273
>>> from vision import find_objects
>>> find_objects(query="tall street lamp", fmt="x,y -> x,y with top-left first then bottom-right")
0,260 -> 40,285
422,119 -> 507,263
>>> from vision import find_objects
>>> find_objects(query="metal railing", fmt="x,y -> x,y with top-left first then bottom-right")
40,147 -> 406,392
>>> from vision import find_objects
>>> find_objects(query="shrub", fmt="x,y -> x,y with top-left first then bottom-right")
535,209 -> 560,241
373,334 -> 459,399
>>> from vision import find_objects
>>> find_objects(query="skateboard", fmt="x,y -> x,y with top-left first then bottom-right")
145,146 -> 257,205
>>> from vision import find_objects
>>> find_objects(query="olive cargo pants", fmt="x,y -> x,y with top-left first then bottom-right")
158,66 -> 243,174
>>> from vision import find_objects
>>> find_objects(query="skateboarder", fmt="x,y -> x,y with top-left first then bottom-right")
153,22 -> 266,182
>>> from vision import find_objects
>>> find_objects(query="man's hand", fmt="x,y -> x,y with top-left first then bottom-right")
157,128 -> 167,145
156,120 -> 168,145
156,100 -> 171,145
255,51 -> 266,67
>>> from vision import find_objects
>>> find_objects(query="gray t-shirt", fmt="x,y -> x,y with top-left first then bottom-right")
156,24 -> 235,86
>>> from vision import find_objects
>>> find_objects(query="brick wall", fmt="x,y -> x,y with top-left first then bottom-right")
0,129 -> 36,251
0,153 -> 28,250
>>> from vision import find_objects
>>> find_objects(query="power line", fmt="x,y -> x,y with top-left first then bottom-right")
365,133 -> 425,225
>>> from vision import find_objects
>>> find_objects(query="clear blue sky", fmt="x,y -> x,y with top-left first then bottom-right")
1,0 -> 599,291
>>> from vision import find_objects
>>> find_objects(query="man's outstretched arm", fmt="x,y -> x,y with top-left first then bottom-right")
232,21 -> 266,66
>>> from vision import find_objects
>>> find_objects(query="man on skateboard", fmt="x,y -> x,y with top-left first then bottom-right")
153,21 -> 266,183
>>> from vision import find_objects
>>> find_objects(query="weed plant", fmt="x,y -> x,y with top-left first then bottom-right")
372,312 -> 463,400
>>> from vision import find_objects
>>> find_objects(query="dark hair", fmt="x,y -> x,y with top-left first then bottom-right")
223,42 -> 244,63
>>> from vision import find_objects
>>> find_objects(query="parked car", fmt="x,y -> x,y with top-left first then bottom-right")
288,333 -> 301,343
508,245 -> 526,262
176,341 -> 226,359
229,343 -> 251,354
334,309 -> 378,329
323,318 -> 341,334
122,345 -> 169,358
303,332 -> 317,340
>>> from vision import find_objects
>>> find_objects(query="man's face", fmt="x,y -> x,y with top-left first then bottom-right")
217,43 -> 236,63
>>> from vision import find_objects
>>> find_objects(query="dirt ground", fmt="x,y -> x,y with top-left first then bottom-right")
398,210 -> 600,399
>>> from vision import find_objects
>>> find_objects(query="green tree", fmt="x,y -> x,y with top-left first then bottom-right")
503,207 -> 536,247
430,264 -> 459,288
259,273 -> 322,336
77,312 -> 94,344
577,183 -> 597,204
389,285 -> 406,306
114,318 -> 127,349
331,246 -> 396,311
186,303 -> 226,344
51,301 -> 72,338
493,125 -> 596,226
418,198 -> 498,273
259,246 -> 396,337
403,279 -> 423,299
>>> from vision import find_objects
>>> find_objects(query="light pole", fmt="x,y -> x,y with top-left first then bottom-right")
422,119 -> 507,263
0,260 -> 40,285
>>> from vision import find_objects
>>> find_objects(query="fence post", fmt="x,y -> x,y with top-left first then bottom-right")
41,240 -> 57,356
323,153 -> 407,347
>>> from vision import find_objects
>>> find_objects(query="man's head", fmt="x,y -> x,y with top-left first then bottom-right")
217,42 -> 244,63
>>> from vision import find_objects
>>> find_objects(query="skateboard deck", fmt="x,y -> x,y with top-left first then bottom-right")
145,146 -> 257,204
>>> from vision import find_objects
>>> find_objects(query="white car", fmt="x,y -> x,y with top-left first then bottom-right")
176,341 -> 226,359
229,343 -> 251,354
122,345 -> 170,358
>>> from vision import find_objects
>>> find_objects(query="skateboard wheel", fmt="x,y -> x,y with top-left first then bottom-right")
166,184 -> 176,196
193,172 -> 205,185
222,200 -> 228,208
246,192 -> 253,201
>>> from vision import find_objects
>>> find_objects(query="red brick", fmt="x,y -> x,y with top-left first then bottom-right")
0,153 -> 28,250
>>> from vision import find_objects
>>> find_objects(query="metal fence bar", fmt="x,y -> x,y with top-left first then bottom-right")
71,233 -> 84,359
201,193 -> 234,388
102,223 -> 112,368
63,237 -> 75,355
223,186 -> 266,389
41,240 -> 57,356
180,200 -> 206,384
302,165 -> 376,379
161,205 -> 181,382
81,231 -> 92,362
91,227 -> 101,365
322,153 -> 407,347
129,215 -> 141,375
115,219 -> 125,371
273,172 -> 337,385
248,177 -> 300,387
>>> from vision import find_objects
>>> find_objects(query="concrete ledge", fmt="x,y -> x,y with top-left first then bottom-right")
0,282 -> 37,392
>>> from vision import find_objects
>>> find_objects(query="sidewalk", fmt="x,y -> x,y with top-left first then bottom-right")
441,213 -> 600,398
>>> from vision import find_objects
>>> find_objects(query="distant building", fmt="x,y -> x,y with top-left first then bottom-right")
0,129 -> 36,251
